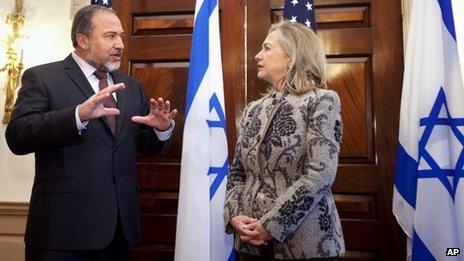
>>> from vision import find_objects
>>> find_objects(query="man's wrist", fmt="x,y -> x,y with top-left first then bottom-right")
77,104 -> 85,121
155,120 -> 175,132
75,105 -> 89,133
154,120 -> 175,141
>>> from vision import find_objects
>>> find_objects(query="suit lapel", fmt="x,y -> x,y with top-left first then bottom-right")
63,55 -> 114,135
110,70 -> 127,137
64,54 -> 125,138
63,54 -> 95,99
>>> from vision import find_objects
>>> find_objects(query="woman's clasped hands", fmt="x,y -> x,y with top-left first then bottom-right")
230,215 -> 273,246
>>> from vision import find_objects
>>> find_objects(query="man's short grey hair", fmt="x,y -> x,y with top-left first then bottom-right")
71,5 -> 116,48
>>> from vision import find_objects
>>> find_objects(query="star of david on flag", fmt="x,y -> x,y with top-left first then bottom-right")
91,0 -> 112,8
393,0 -> 464,260
283,0 -> 316,31
174,0 -> 234,260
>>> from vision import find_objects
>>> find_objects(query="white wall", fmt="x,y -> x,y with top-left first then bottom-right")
0,0 -> 73,202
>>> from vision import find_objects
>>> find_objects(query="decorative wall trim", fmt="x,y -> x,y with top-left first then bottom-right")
0,202 -> 28,214
0,202 -> 28,261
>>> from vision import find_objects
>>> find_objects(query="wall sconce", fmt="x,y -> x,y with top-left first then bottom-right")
0,0 -> 24,124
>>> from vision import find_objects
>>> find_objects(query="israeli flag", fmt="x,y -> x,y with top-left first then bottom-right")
174,0 -> 234,260
393,0 -> 464,260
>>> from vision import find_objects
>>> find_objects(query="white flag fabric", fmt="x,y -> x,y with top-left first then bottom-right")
174,0 -> 234,260
393,0 -> 464,260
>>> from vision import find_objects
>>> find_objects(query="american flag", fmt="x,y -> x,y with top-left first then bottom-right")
91,0 -> 112,8
283,0 -> 317,31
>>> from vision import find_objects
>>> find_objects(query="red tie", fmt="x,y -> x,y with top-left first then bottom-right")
94,70 -> 117,135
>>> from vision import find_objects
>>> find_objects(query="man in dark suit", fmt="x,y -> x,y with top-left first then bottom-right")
5,5 -> 177,260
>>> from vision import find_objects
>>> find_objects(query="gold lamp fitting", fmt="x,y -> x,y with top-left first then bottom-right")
1,0 -> 25,124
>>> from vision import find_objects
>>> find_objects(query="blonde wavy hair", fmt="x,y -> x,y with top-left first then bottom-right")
270,21 -> 328,94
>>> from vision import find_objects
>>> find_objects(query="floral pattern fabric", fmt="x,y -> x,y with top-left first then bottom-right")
224,89 -> 345,259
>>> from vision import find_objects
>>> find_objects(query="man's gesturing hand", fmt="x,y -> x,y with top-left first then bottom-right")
131,98 -> 177,131
78,83 -> 125,121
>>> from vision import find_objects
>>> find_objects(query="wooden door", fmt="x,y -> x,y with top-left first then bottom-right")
112,0 -> 405,260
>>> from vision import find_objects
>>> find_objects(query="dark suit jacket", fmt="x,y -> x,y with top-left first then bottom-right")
5,54 -> 171,250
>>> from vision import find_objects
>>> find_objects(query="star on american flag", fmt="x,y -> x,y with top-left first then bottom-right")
306,2 -> 313,10
92,0 -> 112,8
305,19 -> 311,28
283,0 -> 317,31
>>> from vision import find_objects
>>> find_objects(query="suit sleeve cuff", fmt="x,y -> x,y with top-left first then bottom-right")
75,105 -> 88,134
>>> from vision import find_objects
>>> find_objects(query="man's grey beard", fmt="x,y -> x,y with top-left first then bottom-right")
104,60 -> 120,72
85,56 -> 120,72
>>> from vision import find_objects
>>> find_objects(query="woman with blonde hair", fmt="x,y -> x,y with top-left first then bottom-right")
224,21 -> 345,260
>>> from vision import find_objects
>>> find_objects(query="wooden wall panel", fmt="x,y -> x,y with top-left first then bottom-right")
129,36 -> 191,61
334,195 -> 376,219
132,64 -> 188,158
332,166 -> 378,193
370,0 -> 405,257
342,251 -> 377,260
131,0 -> 196,14
318,29 -> 372,55
327,58 -> 374,163
132,15 -> 194,35
139,192 -> 178,214
246,0 -> 271,103
342,220 -> 379,250
317,7 -> 368,24
137,165 -> 180,190
271,5 -> 370,29
128,245 -> 174,261
140,215 -> 176,243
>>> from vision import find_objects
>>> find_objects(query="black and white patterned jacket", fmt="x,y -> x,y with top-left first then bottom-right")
224,89 -> 345,259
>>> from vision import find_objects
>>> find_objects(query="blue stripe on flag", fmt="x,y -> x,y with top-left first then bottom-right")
437,0 -> 456,40
208,160 -> 229,200
228,249 -> 235,261
412,231 -> 435,261
418,169 -> 463,178
185,0 -> 218,117
207,93 -> 227,129
420,118 -> 464,126
394,144 -> 418,208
